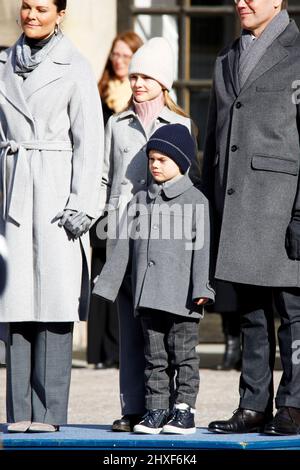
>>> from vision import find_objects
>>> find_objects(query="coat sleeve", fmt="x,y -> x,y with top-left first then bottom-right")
92,196 -> 137,302
98,115 -> 114,215
291,104 -> 300,215
65,58 -> 104,219
191,195 -> 215,303
201,78 -> 217,201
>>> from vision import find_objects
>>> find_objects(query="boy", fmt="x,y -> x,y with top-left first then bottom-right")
93,124 -> 214,434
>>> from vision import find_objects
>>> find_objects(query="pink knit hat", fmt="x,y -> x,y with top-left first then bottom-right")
129,37 -> 175,91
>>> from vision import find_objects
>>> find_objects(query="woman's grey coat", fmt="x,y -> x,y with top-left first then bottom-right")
94,174 -> 215,318
0,35 -> 104,322
202,20 -> 300,287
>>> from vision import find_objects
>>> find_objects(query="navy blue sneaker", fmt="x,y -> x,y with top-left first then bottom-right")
162,405 -> 196,434
133,409 -> 169,434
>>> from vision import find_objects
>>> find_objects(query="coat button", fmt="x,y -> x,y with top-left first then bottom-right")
231,145 -> 238,152
227,188 -> 235,195
139,179 -> 146,185
124,147 -> 130,153
148,261 -> 155,267
235,101 -> 242,109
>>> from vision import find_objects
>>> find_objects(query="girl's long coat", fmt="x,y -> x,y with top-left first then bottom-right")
96,106 -> 196,247
0,35 -> 104,322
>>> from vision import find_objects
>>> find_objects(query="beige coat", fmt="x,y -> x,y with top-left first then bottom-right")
0,35 -> 104,322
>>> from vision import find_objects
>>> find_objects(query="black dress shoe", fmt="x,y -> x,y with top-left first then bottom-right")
217,335 -> 242,371
208,408 -> 270,434
264,407 -> 300,435
112,414 -> 143,432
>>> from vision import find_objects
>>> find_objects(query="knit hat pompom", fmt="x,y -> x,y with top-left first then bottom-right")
146,124 -> 195,173
129,37 -> 175,91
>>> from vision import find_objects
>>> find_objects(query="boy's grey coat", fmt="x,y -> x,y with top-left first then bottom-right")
0,35 -> 104,322
202,20 -> 300,287
93,174 -> 215,318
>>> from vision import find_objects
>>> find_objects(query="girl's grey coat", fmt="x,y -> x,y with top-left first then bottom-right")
93,174 -> 215,318
96,106 -> 195,245
0,35 -> 104,322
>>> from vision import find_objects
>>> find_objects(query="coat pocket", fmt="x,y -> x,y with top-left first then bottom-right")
256,86 -> 286,92
251,155 -> 298,175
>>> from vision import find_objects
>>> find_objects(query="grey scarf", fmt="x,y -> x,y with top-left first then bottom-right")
15,29 -> 63,78
237,10 -> 289,90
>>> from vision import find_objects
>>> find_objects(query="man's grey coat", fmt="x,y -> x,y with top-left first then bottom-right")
93,174 -> 215,318
0,35 -> 104,322
202,20 -> 300,287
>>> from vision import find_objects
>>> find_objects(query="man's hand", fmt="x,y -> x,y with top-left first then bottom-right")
286,218 -> 300,260
195,297 -> 209,306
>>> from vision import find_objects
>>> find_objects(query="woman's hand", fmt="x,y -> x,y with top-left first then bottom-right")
54,210 -> 92,237
64,211 -> 92,238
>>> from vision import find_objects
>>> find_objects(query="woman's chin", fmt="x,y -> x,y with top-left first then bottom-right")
23,28 -> 49,40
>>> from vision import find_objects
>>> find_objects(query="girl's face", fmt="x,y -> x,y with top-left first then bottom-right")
148,150 -> 181,183
20,0 -> 65,40
129,74 -> 163,102
110,40 -> 133,81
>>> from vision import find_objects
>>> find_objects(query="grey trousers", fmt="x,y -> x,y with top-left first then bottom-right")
117,275 -> 146,415
6,322 -> 73,425
140,309 -> 200,410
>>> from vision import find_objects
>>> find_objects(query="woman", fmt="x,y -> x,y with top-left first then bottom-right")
96,37 -> 199,432
87,31 -> 143,370
98,31 -> 143,125
0,0 -> 104,432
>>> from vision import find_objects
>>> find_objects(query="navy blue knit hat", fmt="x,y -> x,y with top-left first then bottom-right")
146,124 -> 195,173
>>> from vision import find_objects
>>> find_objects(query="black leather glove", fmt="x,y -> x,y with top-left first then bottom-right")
286,214 -> 300,260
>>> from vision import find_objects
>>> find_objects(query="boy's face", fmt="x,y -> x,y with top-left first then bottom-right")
148,150 -> 182,183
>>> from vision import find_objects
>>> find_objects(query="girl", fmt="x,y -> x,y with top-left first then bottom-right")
97,37 -> 199,432
87,31 -> 143,371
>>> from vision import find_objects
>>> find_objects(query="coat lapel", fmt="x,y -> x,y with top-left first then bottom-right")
240,21 -> 299,94
22,36 -> 72,100
222,43 -> 239,98
240,39 -> 288,94
22,57 -> 69,99
0,48 -> 33,122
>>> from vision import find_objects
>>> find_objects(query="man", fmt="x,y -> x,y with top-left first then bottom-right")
202,0 -> 300,435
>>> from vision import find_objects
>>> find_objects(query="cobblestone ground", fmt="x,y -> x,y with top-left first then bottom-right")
0,347 -> 281,427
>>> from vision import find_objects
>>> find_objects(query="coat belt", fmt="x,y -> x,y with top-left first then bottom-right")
0,140 -> 73,225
